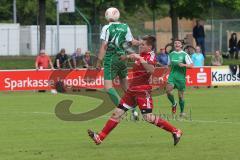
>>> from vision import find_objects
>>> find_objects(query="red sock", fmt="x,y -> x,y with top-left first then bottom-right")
99,118 -> 119,141
154,117 -> 177,133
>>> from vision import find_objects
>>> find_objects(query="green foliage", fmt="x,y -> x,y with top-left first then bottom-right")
1,0 -> 240,25
0,0 -> 13,23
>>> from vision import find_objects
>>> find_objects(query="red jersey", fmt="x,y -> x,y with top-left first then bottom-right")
129,51 -> 156,90
35,54 -> 51,69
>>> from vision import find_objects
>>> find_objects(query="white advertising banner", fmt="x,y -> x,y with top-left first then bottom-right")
211,66 -> 240,86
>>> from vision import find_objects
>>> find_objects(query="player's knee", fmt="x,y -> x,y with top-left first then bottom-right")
143,113 -> 155,124
178,94 -> 184,100
166,85 -> 173,93
111,108 -> 125,120
105,86 -> 111,92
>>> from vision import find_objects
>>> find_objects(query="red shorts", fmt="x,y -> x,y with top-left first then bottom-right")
120,86 -> 153,113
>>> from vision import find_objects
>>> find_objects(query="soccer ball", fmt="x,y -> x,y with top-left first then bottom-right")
105,7 -> 120,22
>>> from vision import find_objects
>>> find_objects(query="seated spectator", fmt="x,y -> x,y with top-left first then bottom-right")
71,48 -> 82,69
54,48 -> 72,69
229,33 -> 238,59
156,48 -> 168,66
35,49 -> 54,70
211,50 -> 223,66
82,51 -> 94,68
191,46 -> 204,67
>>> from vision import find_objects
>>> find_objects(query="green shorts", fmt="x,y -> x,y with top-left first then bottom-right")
167,75 -> 186,91
103,53 -> 127,80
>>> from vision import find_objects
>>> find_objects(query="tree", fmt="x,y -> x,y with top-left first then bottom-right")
39,0 -> 46,50
165,0 -> 240,39
0,0 -> 14,23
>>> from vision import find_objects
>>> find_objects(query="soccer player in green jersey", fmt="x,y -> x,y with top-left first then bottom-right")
166,39 -> 193,117
96,7 -> 139,118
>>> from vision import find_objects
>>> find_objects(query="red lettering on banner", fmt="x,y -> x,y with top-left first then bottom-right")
0,67 -> 212,91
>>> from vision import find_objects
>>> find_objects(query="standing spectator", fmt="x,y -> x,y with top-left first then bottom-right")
71,48 -> 82,68
191,46 -> 204,67
54,48 -> 72,69
229,33 -> 238,59
211,50 -> 223,66
156,48 -> 168,66
193,20 -> 205,56
82,51 -> 93,68
35,49 -> 54,69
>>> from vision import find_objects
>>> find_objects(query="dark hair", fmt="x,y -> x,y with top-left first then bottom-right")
230,33 -> 237,40
173,39 -> 183,44
142,35 -> 156,50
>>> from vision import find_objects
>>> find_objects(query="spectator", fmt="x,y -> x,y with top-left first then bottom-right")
211,50 -> 223,66
82,51 -> 93,68
35,49 -> 54,70
156,48 -> 168,66
191,46 -> 204,67
54,48 -> 72,69
71,48 -> 82,68
229,33 -> 238,59
193,20 -> 205,56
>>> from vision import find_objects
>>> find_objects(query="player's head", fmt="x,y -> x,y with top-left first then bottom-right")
173,39 -> 183,51
140,35 -> 156,53
105,7 -> 120,22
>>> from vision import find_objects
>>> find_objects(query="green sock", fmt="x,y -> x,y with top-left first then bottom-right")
107,88 -> 120,106
179,99 -> 185,113
167,94 -> 176,106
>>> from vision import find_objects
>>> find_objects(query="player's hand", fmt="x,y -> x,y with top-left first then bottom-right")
178,63 -> 186,67
130,53 -> 141,60
120,55 -> 128,61
96,58 -> 102,71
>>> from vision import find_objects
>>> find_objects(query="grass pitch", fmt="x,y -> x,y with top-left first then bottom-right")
0,87 -> 240,160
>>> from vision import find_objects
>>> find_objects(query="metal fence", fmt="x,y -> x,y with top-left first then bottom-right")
205,19 -> 240,54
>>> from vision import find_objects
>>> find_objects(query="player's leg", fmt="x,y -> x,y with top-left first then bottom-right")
166,83 -> 177,114
104,80 -> 120,106
103,56 -> 121,106
119,65 -> 139,121
137,92 -> 182,146
176,80 -> 186,117
88,90 -> 135,145
178,90 -> 186,117
88,107 -> 126,145
142,113 -> 182,145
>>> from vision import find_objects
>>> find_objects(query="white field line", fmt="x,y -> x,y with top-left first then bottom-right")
1,111 -> 240,125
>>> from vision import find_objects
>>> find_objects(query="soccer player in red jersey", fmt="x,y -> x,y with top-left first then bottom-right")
88,35 -> 182,146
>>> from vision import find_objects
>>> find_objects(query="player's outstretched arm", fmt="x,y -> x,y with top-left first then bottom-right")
96,41 -> 107,69
131,39 -> 141,46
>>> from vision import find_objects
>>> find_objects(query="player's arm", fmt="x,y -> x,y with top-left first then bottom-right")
179,54 -> 193,68
96,25 -> 109,69
140,58 -> 155,74
125,26 -> 141,46
131,53 -> 155,74
96,41 -> 107,69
